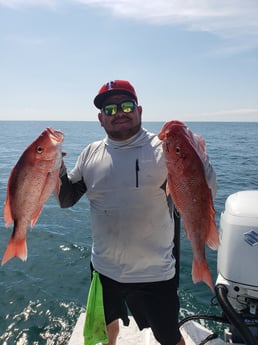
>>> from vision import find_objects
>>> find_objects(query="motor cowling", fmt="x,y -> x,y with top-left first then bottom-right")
217,190 -> 258,310
216,190 -> 258,344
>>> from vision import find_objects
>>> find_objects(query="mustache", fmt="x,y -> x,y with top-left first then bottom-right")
111,115 -> 131,124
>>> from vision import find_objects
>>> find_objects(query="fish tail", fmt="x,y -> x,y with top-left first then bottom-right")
1,237 -> 27,266
192,259 -> 214,292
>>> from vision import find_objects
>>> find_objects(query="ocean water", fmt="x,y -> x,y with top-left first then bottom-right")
0,121 -> 257,344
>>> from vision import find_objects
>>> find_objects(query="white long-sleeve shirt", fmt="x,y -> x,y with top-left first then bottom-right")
59,128 -> 216,283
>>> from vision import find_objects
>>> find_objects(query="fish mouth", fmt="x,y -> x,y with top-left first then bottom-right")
47,127 -> 64,143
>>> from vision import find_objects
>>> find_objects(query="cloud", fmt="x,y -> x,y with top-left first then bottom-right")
75,0 -> 258,53
1,0 -> 258,53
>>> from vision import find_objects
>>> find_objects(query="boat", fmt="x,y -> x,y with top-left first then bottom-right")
68,190 -> 258,345
68,314 -> 226,344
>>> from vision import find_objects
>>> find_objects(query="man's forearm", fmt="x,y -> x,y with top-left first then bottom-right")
58,173 -> 87,208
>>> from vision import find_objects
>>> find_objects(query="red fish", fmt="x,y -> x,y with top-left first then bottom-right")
158,120 -> 219,291
2,128 -> 64,265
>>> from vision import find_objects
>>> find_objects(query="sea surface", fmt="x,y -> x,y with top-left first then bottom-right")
0,121 -> 257,344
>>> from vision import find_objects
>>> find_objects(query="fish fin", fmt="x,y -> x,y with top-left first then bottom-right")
55,177 -> 61,195
31,207 -> 43,227
192,259 -> 214,292
4,195 -> 13,228
1,237 -> 27,266
166,181 -> 171,196
192,133 -> 207,161
182,223 -> 191,240
3,169 -> 15,227
206,221 -> 220,250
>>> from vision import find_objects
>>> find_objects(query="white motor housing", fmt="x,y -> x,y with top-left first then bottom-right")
216,190 -> 258,311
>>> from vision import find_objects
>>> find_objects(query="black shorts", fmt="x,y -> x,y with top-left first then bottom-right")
90,265 -> 181,345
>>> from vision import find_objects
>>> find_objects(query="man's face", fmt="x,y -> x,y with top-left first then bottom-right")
98,94 -> 142,141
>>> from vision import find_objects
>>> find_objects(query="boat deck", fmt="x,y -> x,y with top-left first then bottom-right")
68,313 -> 227,345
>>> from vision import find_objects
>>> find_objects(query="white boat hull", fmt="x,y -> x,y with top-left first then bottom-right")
68,313 -> 227,345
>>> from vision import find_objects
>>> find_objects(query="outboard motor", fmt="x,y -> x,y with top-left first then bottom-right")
216,190 -> 258,344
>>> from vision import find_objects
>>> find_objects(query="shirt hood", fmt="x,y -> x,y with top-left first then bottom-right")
104,128 -> 158,149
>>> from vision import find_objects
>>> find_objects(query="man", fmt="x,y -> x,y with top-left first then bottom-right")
59,80 -> 216,345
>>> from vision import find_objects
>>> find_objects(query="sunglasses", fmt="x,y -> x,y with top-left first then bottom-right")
102,100 -> 136,116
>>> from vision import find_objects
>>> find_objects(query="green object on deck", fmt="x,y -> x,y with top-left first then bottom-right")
83,271 -> 108,345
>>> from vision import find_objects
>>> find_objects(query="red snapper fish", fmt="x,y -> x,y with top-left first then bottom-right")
158,120 -> 219,291
2,127 -> 64,266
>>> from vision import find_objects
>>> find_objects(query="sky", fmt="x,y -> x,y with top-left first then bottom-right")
0,0 -> 258,122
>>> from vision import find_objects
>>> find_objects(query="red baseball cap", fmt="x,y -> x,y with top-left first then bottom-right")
94,80 -> 138,109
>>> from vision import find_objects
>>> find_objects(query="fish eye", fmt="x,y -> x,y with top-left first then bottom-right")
36,146 -> 44,154
175,146 -> 181,154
